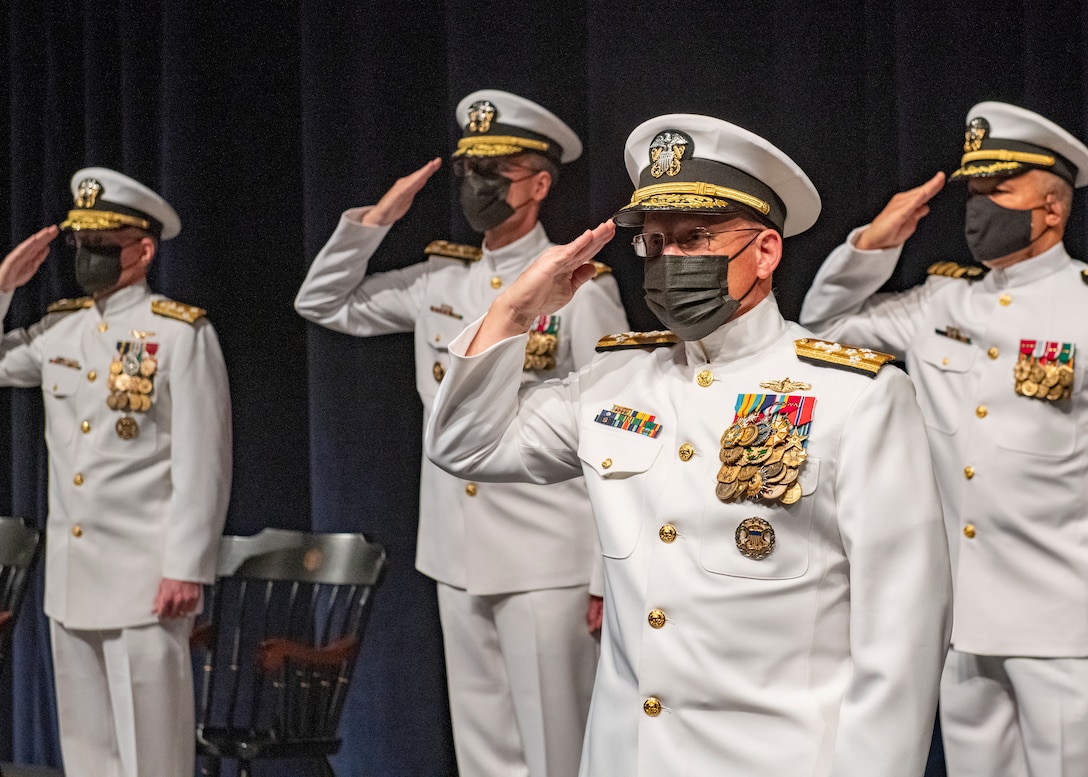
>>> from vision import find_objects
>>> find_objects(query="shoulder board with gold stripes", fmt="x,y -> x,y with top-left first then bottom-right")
794,338 -> 895,377
596,330 -> 680,352
927,261 -> 986,282
151,299 -> 206,324
1080,269 -> 1088,286
46,297 -> 94,314
591,261 -> 612,278
425,240 -> 482,262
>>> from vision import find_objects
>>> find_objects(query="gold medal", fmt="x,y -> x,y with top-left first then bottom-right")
780,467 -> 799,485
745,446 -> 773,465
1042,364 -> 1060,388
140,394 -> 152,412
738,425 -> 759,447
760,483 -> 787,501
139,358 -> 157,377
106,392 -> 121,410
717,465 -> 740,484
1020,379 -> 1039,397
115,416 -> 140,439
138,377 -> 153,394
721,425 -> 745,448
1046,384 -> 1064,401
1058,365 -> 1074,388
716,480 -> 740,502
719,446 -> 744,465
1029,362 -> 1046,383
781,448 -> 806,468
781,481 -> 803,505
1013,361 -> 1031,381
745,473 -> 764,497
109,359 -> 123,375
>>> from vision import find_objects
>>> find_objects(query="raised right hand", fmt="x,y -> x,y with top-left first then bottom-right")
854,172 -> 945,251
360,157 -> 443,227
0,225 -> 59,293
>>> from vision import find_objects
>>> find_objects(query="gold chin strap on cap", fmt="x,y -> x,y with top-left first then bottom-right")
60,210 -> 151,232
453,135 -> 551,158
625,181 -> 771,216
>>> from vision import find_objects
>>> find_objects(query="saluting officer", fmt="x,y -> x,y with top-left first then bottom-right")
0,168 -> 231,777
425,113 -> 952,776
294,90 -> 628,777
802,102 -> 1088,776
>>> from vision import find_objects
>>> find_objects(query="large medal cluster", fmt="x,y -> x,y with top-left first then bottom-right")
717,412 -> 806,506
107,346 -> 157,439
1014,342 -> 1073,402
523,316 -> 559,371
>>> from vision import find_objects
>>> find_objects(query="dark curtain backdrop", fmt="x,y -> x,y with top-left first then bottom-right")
2,2 -> 1085,775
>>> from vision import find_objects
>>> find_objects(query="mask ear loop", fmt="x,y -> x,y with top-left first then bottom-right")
721,231 -> 764,306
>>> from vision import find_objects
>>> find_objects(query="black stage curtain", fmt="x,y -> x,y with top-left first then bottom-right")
2,2 -> 1084,774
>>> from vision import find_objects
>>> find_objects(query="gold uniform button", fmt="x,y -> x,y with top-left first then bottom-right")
98,322 -> 109,333
999,293 -> 1012,306
976,405 -> 988,418
988,347 -> 1000,360
72,525 -> 83,538
73,473 -> 84,486
942,357 -> 950,366
659,524 -> 677,543
964,524 -> 976,539
465,483 -> 478,497
647,609 -> 666,629
86,370 -> 97,382
490,276 -> 502,289
643,697 -> 662,717
678,443 -> 694,461
964,466 -> 975,480
601,458 -> 613,469
433,362 -> 446,382
80,421 -> 91,434
696,369 -> 713,387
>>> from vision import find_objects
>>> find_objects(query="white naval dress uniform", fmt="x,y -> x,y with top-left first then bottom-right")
801,234 -> 1088,776
426,294 -> 952,777
0,280 -> 231,777
294,211 -> 629,777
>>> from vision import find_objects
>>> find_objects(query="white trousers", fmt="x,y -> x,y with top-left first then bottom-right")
50,617 -> 195,777
437,583 -> 599,777
941,649 -> 1088,777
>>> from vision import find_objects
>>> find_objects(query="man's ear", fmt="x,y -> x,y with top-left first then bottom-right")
531,170 -> 552,202
753,228 -> 783,279
137,237 -> 157,268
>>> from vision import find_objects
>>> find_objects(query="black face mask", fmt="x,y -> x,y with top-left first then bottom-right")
74,244 -> 123,295
642,234 -> 760,341
964,194 -> 1043,263
459,171 -> 514,233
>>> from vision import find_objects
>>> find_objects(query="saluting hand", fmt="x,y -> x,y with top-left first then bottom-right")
854,172 -> 945,251
0,225 -> 59,293
153,578 -> 202,619
468,220 -> 616,355
360,157 -> 443,227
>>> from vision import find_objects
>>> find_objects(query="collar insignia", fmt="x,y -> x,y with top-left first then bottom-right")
759,377 -> 812,393
649,130 -> 691,178
964,117 -> 989,153
468,100 -> 497,134
75,178 -> 103,208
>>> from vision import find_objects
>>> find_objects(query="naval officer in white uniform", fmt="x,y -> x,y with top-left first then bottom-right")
801,102 -> 1088,777
294,90 -> 629,777
0,168 -> 231,777
426,113 -> 953,777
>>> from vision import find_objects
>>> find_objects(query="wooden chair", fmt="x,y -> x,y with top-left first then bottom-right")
0,517 -> 41,678
192,528 -> 386,777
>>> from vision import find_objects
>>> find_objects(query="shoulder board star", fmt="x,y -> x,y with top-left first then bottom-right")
425,240 -> 482,262
152,299 -> 206,324
927,261 -> 986,282
591,261 -> 612,278
46,297 -> 94,314
794,338 -> 895,378
596,330 -> 680,352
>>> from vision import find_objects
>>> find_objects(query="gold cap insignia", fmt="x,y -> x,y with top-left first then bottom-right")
75,178 -> 103,208
649,130 -> 690,179
468,100 -> 497,133
964,117 -> 989,153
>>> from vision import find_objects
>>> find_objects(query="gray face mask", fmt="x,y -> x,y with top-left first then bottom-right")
74,244 -> 123,295
642,233 -> 760,341
963,193 -> 1042,263
459,171 -> 514,233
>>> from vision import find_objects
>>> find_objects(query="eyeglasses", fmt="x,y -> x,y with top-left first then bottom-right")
631,227 -> 762,259
453,157 -> 539,179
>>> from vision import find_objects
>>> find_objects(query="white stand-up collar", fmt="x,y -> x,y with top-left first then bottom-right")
482,222 -> 551,274
94,280 -> 152,317
684,294 -> 788,366
982,242 -> 1071,291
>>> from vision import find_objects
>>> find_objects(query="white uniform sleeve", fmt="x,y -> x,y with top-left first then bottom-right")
293,206 -> 428,335
426,318 -> 583,486
163,319 -> 232,584
830,368 -> 952,776
799,227 -> 933,359
0,291 -> 49,387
